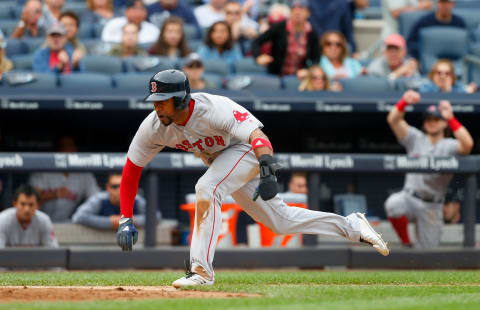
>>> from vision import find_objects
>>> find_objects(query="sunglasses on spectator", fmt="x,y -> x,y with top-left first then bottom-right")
312,75 -> 326,81
226,10 -> 241,15
386,45 -> 400,50
109,184 -> 120,189
325,41 -> 342,47
435,70 -> 452,77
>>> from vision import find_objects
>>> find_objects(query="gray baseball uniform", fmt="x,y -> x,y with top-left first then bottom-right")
128,92 -> 364,278
0,208 -> 58,248
385,126 -> 459,248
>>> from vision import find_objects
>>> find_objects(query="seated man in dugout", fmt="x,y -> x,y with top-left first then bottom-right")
0,185 -> 58,248
72,173 -> 159,230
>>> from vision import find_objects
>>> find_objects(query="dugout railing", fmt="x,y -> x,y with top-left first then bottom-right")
0,152 -> 478,248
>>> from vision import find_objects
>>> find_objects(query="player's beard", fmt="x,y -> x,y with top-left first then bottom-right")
157,114 -> 173,126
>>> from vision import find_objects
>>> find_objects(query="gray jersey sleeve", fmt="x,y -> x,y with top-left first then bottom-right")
38,212 -> 58,248
444,138 -> 460,156
72,193 -> 113,230
399,126 -> 423,152
209,97 -> 263,144
127,111 -> 165,167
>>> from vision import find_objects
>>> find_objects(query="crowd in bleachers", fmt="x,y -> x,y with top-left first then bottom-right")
0,0 -> 480,93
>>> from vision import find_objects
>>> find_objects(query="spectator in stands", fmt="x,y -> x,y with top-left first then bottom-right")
43,0 -> 65,29
367,34 -> 419,82
72,173 -> 153,230
309,0 -> 357,54
407,0 -> 466,60
443,196 -> 461,224
146,0 -> 200,38
102,0 -> 160,44
320,30 -> 363,80
149,16 -> 191,59
252,0 -> 319,76
286,172 -> 308,195
224,1 -> 258,55
182,53 -> 216,90
298,65 -> 343,92
60,12 -> 86,70
381,0 -> 432,38
10,0 -> 46,39
108,23 -> 147,58
419,59 -> 477,93
194,0 -> 227,29
0,185 -> 58,248
29,135 -> 100,223
0,32 -> 13,81
83,0 -> 115,26
33,23 -> 85,74
258,3 -> 290,35
197,21 -> 242,69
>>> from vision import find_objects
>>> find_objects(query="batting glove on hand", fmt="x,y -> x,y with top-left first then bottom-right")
254,154 -> 280,201
116,217 -> 138,251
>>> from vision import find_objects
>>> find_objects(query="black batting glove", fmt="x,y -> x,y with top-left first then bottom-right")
255,154 -> 279,201
116,217 -> 138,251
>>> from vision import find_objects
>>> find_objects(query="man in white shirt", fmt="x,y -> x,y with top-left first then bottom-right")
381,0 -> 432,38
102,0 -> 160,44
194,0 -> 227,28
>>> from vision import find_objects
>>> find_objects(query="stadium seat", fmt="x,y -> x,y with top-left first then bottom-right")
3,72 -> 58,89
112,72 -> 152,90
398,11 -> 430,39
419,27 -> 468,74
24,38 -> 45,54
453,9 -> 480,36
333,194 -> 368,216
59,73 -> 113,89
340,76 -> 393,92
11,54 -> 34,71
203,59 -> 229,76
233,58 -> 266,74
63,2 -> 88,16
0,3 -> 14,19
184,24 -> 198,40
123,56 -> 177,72
82,55 -> 124,74
5,39 -> 29,58
225,74 -> 282,90
282,75 -> 300,90
203,73 -> 223,89
77,25 -> 95,39
188,40 -> 202,53
0,20 -> 19,37
357,0 -> 382,19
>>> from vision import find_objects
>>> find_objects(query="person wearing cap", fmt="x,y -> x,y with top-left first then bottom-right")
102,0 -> 160,44
407,0 -> 466,60
384,89 -> 473,248
108,23 -> 147,58
181,53 -> 217,90
419,59 -> 477,93
32,23 -> 85,74
0,30 -> 13,81
252,0 -> 320,76
10,0 -> 46,39
381,0 -> 432,38
367,33 -> 419,82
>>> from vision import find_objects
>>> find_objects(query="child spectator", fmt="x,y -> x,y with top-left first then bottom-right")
320,30 -> 363,80
182,53 -> 217,90
149,16 -> 191,59
0,185 -> 58,248
298,65 -> 340,92
109,23 -> 147,57
196,21 -> 242,69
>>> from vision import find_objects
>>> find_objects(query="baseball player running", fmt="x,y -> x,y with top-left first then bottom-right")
385,90 -> 473,248
116,69 -> 389,288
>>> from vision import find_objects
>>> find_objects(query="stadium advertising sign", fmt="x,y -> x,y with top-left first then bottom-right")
53,154 -> 126,169
1,99 -> 39,110
0,154 -> 23,168
65,99 -> 103,110
289,154 -> 354,170
383,156 -> 459,171
315,101 -> 353,112
253,100 -> 291,112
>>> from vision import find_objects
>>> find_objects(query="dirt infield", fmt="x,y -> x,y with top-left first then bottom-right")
0,286 -> 256,302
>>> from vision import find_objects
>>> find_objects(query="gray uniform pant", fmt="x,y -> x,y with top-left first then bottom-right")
384,191 -> 443,248
190,143 -> 362,279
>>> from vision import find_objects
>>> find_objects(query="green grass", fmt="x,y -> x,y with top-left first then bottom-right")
1,270 -> 480,310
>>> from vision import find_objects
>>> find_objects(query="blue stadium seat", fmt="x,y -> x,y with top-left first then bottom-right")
203,73 -> 223,89
0,20 -> 19,37
63,2 -> 88,17
3,72 -> 58,89
112,72 -> 152,90
282,75 -> 300,90
233,58 -> 266,74
59,73 -> 113,89
5,39 -> 29,58
225,74 -> 282,90
11,54 -> 34,71
357,0 -> 381,19
184,24 -> 198,40
419,26 -> 468,74
340,76 -> 393,92
398,11 -> 430,39
24,38 -> 45,54
82,55 -> 124,74
453,9 -> 480,35
334,194 -> 368,216
0,3 -> 14,19
203,59 -> 229,76
188,40 -> 202,52
455,1 -> 480,9
77,25 -> 95,39
123,56 -> 177,72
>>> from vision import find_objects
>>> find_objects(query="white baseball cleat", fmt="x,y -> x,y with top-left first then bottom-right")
172,273 -> 214,288
355,212 -> 390,256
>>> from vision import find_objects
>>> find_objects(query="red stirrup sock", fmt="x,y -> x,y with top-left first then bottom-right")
388,215 -> 412,246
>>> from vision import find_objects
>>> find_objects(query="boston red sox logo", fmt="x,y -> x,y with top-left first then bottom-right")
151,82 -> 157,92
233,110 -> 249,123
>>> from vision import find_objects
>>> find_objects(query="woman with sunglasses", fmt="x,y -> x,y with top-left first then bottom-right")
419,59 -> 477,94
319,30 -> 362,81
298,65 -> 342,92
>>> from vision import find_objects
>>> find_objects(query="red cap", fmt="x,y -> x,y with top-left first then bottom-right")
384,34 -> 406,48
